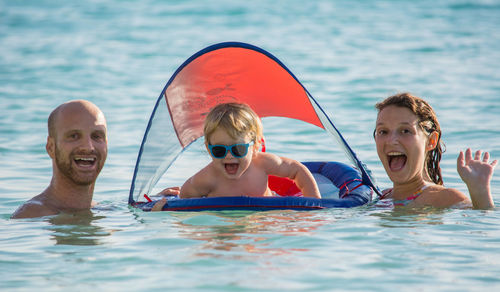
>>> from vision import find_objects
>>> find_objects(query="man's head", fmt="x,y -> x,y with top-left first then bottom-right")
46,100 -> 108,186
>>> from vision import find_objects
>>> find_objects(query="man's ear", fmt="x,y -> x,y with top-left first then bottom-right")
426,131 -> 439,151
46,136 -> 55,159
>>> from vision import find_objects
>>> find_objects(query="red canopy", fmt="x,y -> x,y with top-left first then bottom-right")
164,46 -> 323,148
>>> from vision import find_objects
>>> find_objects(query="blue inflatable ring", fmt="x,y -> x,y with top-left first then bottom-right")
133,161 -> 374,211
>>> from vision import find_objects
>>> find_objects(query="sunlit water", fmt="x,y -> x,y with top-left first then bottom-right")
1,0 -> 500,291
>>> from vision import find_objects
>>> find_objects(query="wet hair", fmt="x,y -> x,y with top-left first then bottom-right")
375,93 -> 444,185
204,103 -> 263,147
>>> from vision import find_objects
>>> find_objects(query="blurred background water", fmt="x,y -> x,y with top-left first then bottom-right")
1,0 -> 500,291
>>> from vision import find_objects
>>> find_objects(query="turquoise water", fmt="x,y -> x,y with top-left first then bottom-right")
1,0 -> 500,290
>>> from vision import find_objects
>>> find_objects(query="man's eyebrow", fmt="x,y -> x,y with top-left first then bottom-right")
93,129 -> 107,136
63,129 -> 81,134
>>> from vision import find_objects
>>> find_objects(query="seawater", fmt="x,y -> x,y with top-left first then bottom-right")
1,0 -> 500,291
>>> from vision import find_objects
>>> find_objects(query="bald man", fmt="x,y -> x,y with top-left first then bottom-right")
11,100 -> 108,219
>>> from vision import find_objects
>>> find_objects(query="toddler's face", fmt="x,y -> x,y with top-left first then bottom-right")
207,128 -> 256,179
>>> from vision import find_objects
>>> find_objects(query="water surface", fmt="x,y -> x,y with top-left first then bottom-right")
1,0 -> 500,291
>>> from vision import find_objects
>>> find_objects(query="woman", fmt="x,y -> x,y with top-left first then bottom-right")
374,93 -> 497,209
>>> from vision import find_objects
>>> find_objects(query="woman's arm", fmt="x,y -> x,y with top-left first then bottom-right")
457,148 -> 497,209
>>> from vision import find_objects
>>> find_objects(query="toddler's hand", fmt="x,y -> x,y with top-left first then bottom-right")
151,198 -> 167,212
157,186 -> 180,196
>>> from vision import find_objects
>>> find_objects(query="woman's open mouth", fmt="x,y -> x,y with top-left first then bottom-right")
388,152 -> 406,171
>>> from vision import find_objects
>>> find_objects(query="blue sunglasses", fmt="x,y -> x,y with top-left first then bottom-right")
208,142 -> 253,159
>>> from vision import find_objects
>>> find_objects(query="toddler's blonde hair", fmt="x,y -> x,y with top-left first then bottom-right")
204,103 -> 263,147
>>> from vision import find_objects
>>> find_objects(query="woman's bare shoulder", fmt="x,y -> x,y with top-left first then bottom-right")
423,185 -> 470,208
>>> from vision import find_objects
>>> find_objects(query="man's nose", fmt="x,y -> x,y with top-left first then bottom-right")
79,135 -> 96,151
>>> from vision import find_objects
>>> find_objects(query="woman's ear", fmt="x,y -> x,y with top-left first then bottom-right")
426,131 -> 439,151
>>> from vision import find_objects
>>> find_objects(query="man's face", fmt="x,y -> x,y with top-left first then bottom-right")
48,103 -> 108,186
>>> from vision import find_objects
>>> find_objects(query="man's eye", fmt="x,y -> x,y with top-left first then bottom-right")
92,132 -> 106,141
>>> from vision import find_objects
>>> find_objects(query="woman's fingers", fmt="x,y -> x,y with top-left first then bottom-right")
474,150 -> 482,161
465,148 -> 473,163
483,151 -> 490,163
457,151 -> 465,168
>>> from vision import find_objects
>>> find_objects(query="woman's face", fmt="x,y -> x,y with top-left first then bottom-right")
374,105 -> 431,185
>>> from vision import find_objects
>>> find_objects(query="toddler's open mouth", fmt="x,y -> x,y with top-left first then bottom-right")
225,163 -> 239,175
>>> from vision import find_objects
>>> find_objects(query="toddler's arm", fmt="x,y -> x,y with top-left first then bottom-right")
179,177 -> 202,198
457,148 -> 497,209
179,169 -> 214,199
262,154 -> 321,198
